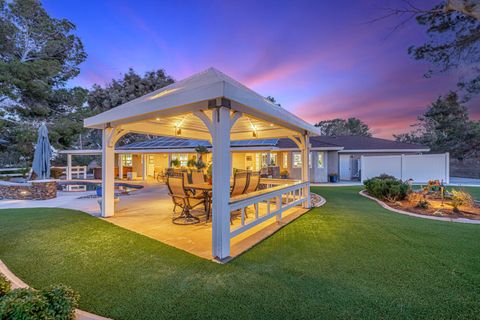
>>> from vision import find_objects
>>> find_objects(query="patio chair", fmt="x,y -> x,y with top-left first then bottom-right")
230,170 -> 249,224
166,173 -> 204,225
244,170 -> 261,214
191,170 -> 205,184
244,170 -> 261,194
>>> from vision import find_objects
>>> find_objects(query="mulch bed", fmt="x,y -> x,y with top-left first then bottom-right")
386,198 -> 480,221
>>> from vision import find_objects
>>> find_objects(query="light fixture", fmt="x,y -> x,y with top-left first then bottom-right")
176,128 -> 182,135
269,123 -> 274,127
156,117 -> 160,121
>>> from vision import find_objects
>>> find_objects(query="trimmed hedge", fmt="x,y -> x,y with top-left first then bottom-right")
364,175 -> 409,202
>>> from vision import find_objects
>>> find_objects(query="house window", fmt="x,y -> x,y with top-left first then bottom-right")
317,152 -> 324,168
283,153 -> 288,168
122,154 -> 132,166
309,152 -> 312,168
270,153 -> 277,166
172,154 -> 188,167
292,152 -> 302,168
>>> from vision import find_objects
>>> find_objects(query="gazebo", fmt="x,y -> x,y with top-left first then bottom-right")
84,68 -> 319,260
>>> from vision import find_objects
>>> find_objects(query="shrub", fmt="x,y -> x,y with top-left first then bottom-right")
0,288 -> 49,319
406,192 -> 423,204
0,274 -> 11,297
377,173 -> 396,180
42,285 -> 79,320
451,189 -> 474,212
50,167 -> 64,179
0,285 -> 79,320
415,200 -> 430,209
364,176 -> 409,202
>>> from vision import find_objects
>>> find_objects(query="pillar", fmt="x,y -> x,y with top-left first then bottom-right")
301,134 -> 311,209
211,107 -> 231,260
117,154 -> 123,179
66,154 -> 72,180
142,154 -> 147,181
102,127 -> 115,217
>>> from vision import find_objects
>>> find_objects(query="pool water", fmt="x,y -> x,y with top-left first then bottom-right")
57,181 -> 143,193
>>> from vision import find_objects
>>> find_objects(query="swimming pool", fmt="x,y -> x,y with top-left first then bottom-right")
57,181 -> 144,193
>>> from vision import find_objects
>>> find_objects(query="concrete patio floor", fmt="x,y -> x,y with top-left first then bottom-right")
0,180 -> 309,260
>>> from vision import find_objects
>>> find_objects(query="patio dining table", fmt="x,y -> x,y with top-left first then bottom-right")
185,183 -> 214,222
185,181 -> 234,223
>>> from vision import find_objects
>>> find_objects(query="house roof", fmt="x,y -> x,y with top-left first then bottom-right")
116,136 -> 281,150
309,135 -> 429,151
115,135 -> 428,152
84,68 -> 319,140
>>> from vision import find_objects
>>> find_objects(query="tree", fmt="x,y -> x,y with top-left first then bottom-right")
315,118 -> 372,137
394,92 -> 480,160
0,0 -> 87,164
83,68 -> 175,148
372,1 -> 480,101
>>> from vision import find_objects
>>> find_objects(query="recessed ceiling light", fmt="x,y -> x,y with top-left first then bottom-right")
156,118 -> 160,121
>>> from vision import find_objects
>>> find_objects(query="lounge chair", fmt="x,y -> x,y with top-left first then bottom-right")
230,170 -> 249,224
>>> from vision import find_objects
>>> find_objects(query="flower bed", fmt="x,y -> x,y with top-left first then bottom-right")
364,176 -> 480,221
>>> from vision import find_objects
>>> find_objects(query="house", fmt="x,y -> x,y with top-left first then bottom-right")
106,135 -> 429,183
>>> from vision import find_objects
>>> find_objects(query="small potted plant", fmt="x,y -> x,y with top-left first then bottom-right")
329,173 -> 338,183
187,157 -> 197,168
280,169 -> 289,179
195,160 -> 206,170
206,163 -> 213,185
170,158 -> 181,168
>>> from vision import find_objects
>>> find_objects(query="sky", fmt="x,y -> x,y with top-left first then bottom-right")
43,0 -> 479,138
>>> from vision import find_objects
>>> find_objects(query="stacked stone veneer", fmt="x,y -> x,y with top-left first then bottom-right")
0,180 -> 57,200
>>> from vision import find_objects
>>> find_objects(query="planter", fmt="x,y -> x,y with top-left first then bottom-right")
329,175 -> 338,183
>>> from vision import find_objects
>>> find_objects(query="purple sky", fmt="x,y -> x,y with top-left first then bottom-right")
44,0 -> 479,138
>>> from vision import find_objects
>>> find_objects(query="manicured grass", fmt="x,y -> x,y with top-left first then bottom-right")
1,187 -> 480,319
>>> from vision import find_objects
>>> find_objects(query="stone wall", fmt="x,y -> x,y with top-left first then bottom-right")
0,180 -> 57,200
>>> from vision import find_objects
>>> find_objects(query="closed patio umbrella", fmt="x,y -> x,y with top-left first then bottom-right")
32,123 -> 52,180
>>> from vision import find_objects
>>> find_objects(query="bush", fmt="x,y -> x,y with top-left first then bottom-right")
42,285 -> 79,320
406,192 -> 423,204
451,189 -> 474,212
0,288 -> 50,319
364,176 -> 409,202
0,274 -> 11,297
50,167 -> 64,179
0,285 -> 79,320
415,200 -> 430,209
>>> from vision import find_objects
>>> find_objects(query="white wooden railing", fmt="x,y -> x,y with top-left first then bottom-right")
229,180 -> 309,238
53,166 -> 87,179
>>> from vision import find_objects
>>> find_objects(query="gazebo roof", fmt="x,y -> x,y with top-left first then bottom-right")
84,68 -> 319,140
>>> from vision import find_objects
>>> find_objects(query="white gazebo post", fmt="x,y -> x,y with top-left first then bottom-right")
142,154 -> 147,181
101,125 -> 116,217
205,105 -> 232,260
66,154 -> 72,180
301,133 -> 311,208
117,154 -> 123,179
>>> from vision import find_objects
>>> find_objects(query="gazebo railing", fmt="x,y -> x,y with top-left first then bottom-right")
229,180 -> 309,238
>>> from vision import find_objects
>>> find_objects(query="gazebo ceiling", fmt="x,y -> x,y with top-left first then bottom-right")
122,110 -> 300,141
84,67 -> 319,140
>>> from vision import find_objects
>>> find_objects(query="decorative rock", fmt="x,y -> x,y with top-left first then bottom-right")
0,180 -> 57,200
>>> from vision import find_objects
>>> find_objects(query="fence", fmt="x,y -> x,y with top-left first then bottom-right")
0,168 -> 28,179
361,153 -> 449,184
52,166 -> 87,179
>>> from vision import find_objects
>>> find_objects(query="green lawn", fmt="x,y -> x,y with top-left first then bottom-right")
1,186 -> 480,319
